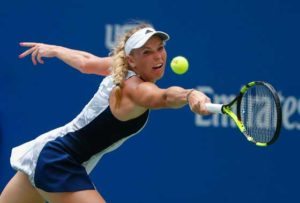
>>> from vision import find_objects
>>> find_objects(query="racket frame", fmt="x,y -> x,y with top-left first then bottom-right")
205,81 -> 282,147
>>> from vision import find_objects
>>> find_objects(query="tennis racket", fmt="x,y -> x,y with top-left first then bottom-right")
205,81 -> 282,147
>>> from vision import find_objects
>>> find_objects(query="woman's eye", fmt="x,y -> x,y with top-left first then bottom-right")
143,50 -> 151,55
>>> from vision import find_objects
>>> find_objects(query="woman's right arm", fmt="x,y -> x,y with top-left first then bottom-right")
124,79 -> 211,115
19,42 -> 112,76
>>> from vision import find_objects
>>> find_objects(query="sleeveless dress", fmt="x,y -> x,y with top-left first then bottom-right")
10,70 -> 149,192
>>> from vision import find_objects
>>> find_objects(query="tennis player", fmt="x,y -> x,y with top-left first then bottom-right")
0,23 -> 211,203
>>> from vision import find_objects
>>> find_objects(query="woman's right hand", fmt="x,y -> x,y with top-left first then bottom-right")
187,90 -> 211,115
19,42 -> 58,65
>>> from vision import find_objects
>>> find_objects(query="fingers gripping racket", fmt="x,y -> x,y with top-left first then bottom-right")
205,81 -> 282,147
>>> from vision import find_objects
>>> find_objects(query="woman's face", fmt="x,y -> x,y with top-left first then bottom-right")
128,35 -> 167,83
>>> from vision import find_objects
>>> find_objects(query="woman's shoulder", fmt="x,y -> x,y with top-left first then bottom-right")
100,70 -> 137,85
123,75 -> 144,91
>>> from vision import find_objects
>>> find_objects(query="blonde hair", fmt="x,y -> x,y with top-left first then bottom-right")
111,22 -> 153,108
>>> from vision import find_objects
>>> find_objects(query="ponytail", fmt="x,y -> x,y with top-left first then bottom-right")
111,22 -> 152,108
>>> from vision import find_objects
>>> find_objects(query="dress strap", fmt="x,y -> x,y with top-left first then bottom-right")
126,70 -> 137,79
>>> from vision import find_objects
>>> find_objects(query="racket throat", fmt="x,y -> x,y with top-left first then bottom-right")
223,106 -> 246,133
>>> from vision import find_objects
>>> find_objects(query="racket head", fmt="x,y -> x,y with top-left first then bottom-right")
234,81 -> 282,146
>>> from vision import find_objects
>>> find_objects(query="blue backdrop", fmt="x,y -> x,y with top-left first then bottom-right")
1,0 -> 300,202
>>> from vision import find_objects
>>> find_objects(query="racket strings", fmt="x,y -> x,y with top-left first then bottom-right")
240,85 -> 278,143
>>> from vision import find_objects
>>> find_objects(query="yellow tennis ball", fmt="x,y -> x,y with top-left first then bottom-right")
170,56 -> 189,74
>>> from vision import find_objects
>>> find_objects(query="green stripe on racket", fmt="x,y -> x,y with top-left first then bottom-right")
205,81 -> 282,147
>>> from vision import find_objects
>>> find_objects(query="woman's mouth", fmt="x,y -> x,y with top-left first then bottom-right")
152,63 -> 163,70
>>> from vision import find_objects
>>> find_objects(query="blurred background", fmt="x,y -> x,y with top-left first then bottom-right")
1,0 -> 300,202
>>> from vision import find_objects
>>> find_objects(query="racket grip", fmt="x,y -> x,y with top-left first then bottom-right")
205,103 -> 223,114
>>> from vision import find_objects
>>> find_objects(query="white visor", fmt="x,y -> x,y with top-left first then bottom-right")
124,27 -> 170,56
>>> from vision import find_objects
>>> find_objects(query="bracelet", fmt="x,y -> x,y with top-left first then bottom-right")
186,89 -> 195,103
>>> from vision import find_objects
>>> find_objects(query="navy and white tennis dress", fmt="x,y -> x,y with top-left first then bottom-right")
10,70 -> 149,192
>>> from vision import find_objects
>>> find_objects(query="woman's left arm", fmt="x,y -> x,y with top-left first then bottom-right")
19,42 -> 112,76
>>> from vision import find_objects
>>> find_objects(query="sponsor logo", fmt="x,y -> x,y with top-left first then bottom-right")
196,86 -> 300,131
104,24 -> 138,50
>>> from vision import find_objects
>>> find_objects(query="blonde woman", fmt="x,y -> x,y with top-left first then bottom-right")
0,23 -> 210,203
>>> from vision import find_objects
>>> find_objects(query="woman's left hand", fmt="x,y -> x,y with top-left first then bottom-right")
19,42 -> 58,65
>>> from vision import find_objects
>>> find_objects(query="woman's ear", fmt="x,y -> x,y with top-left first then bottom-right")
127,55 -> 136,68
